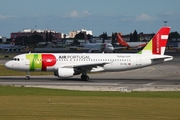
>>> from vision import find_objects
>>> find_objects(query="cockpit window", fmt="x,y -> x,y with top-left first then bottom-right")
107,45 -> 113,47
12,58 -> 20,61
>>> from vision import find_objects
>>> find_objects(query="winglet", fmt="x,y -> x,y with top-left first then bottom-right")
138,26 -> 171,55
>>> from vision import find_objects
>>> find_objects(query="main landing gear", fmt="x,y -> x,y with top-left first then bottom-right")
81,74 -> 89,81
25,71 -> 30,80
25,76 -> 30,80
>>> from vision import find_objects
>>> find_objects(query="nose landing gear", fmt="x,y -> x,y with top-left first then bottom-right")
25,71 -> 30,80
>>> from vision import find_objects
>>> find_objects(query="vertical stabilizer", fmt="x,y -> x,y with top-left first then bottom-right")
116,33 -> 129,47
138,26 -> 171,55
84,32 -> 89,44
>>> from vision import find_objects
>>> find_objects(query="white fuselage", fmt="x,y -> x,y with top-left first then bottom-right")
5,53 -> 173,73
116,42 -> 147,49
83,43 -> 114,52
127,42 -> 147,48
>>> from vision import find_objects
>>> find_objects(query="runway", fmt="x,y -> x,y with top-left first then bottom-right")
0,51 -> 180,91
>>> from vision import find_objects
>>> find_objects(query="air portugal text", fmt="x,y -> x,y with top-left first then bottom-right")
59,55 -> 90,60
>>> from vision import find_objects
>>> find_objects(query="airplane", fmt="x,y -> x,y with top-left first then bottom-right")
69,39 -> 115,53
5,26 -> 173,81
79,32 -> 114,53
116,33 -> 147,50
82,39 -> 114,53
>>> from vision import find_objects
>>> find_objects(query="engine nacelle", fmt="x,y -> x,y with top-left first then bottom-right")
54,68 -> 74,78
88,49 -> 95,53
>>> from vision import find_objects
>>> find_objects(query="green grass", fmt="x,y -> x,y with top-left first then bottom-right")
0,65 -> 53,76
0,86 -> 180,120
1,86 -> 180,98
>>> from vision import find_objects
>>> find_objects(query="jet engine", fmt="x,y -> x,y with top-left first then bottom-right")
54,68 -> 74,78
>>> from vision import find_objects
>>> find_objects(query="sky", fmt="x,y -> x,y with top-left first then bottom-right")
0,0 -> 180,38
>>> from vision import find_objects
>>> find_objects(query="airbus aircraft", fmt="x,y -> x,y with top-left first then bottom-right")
5,26 -> 173,81
116,33 -> 147,50
82,39 -> 114,53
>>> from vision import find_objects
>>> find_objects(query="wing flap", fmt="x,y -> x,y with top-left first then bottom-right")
62,62 -> 110,68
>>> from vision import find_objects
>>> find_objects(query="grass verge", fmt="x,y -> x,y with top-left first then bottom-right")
0,65 -> 53,76
0,86 -> 180,120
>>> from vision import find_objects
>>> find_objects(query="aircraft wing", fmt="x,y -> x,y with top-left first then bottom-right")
62,62 -> 110,69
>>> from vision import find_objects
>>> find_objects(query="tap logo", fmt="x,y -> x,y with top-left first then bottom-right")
42,54 -> 56,71
100,43 -> 106,51
26,54 -> 56,71
46,59 -> 53,62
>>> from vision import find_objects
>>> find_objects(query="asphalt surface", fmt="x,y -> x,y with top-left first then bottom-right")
0,50 -> 180,91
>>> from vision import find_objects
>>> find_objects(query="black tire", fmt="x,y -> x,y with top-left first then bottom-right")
25,76 -> 30,80
81,75 -> 89,81
85,76 -> 89,81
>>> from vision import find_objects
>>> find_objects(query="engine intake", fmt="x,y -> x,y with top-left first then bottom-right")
54,68 -> 74,78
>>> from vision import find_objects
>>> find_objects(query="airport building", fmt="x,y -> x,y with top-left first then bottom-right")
11,29 -> 62,40
69,29 -> 93,38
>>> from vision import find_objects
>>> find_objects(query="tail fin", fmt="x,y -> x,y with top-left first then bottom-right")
85,39 -> 90,44
138,26 -> 171,55
116,33 -> 129,47
83,32 -> 90,44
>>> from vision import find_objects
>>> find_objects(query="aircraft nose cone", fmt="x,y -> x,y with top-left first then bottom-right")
109,47 -> 114,52
5,61 -> 12,69
105,47 -> 114,53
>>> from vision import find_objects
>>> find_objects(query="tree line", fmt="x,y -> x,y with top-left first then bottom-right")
1,30 -> 180,46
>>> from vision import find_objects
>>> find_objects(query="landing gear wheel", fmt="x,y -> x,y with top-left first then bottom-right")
85,76 -> 89,81
25,71 -> 30,80
25,76 -> 30,80
81,74 -> 89,81
81,75 -> 85,80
